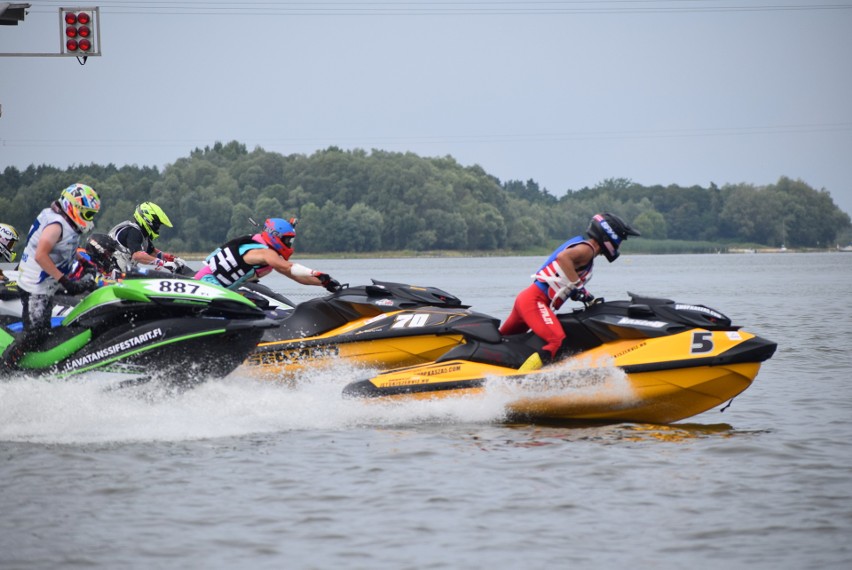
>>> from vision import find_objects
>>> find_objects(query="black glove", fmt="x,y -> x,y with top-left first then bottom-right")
59,274 -> 97,296
569,287 -> 595,304
317,273 -> 342,293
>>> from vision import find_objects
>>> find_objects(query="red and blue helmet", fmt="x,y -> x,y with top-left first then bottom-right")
260,217 -> 296,260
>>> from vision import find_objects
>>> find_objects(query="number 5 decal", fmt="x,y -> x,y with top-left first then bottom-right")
691,331 -> 714,354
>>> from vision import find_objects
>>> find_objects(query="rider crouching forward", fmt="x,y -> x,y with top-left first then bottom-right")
109,202 -> 186,274
67,233 -> 133,283
194,217 -> 342,293
500,212 -> 641,370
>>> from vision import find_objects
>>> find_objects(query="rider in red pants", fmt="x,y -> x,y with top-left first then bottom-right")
500,213 -> 640,368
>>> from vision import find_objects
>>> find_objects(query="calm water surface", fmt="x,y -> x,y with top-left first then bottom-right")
2,253 -> 851,569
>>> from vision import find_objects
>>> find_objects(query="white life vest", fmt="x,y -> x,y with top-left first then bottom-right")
532,236 -> 595,309
17,206 -> 82,295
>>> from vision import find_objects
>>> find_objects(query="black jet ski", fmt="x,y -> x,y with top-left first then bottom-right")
343,293 -> 777,425
237,280 -> 501,378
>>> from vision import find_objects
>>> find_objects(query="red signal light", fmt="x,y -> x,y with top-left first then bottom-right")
60,8 -> 99,57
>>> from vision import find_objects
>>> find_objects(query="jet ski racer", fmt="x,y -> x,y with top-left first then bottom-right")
499,212 -> 641,369
194,217 -> 342,293
109,202 -> 186,274
67,233 -> 133,282
1,183 -> 101,371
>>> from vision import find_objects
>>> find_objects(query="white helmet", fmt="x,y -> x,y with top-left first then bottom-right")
0,223 -> 19,262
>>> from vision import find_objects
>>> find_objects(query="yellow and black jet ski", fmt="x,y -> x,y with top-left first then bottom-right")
342,292 -> 777,424
239,280 -> 501,377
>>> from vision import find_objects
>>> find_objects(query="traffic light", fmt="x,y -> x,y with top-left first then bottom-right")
60,7 -> 100,56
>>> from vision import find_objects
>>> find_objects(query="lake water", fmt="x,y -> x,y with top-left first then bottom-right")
2,253 -> 852,569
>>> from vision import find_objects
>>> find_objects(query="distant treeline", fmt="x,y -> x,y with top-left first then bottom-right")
2,141 -> 850,255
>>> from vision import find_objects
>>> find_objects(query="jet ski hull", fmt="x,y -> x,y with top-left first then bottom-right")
246,325 -> 468,376
506,361 -> 763,424
30,318 -> 267,385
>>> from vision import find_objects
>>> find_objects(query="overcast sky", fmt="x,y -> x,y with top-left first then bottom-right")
2,1 -> 851,217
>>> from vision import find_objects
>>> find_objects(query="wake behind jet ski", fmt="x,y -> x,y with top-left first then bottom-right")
343,293 -> 777,425
240,280 -> 501,377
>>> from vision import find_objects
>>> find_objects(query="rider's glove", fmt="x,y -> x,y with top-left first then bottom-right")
569,287 -> 595,304
317,273 -> 342,293
162,257 -> 186,273
158,251 -> 176,263
59,274 -> 97,296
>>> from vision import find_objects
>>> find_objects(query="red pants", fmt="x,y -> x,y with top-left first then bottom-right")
499,283 -> 565,358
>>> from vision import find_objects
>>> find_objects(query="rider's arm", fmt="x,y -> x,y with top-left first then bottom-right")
33,223 -> 65,281
555,242 -> 596,284
242,248 -> 324,286
132,250 -> 160,265
120,228 -> 159,265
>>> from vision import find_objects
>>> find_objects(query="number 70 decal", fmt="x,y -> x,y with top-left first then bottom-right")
691,331 -> 714,353
391,314 -> 431,328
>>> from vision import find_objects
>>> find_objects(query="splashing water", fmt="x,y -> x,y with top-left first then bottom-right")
0,360 -> 510,444
0,353 -> 640,445
486,356 -> 637,404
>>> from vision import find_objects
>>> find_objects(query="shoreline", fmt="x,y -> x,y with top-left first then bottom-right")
171,246 -> 850,262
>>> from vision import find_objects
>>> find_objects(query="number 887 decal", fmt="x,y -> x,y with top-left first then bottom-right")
144,280 -> 225,298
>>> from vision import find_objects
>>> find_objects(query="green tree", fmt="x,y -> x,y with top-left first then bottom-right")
347,203 -> 384,252
463,203 -> 507,250
633,210 -> 668,240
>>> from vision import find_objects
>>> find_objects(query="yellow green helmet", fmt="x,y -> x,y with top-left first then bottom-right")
134,202 -> 172,239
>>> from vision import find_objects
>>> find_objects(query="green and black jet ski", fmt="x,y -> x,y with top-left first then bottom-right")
0,277 -> 274,389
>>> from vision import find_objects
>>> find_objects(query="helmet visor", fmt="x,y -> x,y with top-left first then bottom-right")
267,228 -> 294,248
80,207 -> 98,222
